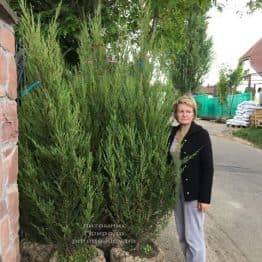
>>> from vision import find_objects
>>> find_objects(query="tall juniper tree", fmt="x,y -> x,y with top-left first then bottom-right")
158,1 -> 213,95
18,0 -> 180,257
18,1 -> 104,253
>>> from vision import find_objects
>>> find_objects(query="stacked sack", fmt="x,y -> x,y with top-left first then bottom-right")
226,101 -> 262,127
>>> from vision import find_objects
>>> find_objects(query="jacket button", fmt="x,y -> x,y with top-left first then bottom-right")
185,178 -> 188,181
186,192 -> 190,195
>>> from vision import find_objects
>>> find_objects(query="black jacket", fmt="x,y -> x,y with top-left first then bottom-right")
167,121 -> 214,204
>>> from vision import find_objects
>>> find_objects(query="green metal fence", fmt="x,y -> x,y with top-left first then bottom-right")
194,92 -> 252,119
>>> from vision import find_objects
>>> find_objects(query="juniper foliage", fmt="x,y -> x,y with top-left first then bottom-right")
18,1 -> 180,254
18,1 -> 103,250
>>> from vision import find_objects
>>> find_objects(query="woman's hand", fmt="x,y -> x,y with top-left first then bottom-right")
197,202 -> 210,212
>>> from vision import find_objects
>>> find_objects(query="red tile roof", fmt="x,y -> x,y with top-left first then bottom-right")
241,38 -> 262,76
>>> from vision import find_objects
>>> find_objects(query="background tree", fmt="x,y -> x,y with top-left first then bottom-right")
156,1 -> 213,95
8,0 -> 99,64
8,0 -> 178,65
217,67 -> 228,104
227,62 -> 244,94
247,0 -> 262,11
217,63 -> 244,104
8,0 -> 216,67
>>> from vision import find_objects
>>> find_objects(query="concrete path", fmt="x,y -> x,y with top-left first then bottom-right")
156,120 -> 262,262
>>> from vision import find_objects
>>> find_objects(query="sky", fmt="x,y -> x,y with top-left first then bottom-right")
204,0 -> 262,85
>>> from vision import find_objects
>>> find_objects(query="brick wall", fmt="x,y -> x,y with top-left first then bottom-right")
0,15 -> 19,262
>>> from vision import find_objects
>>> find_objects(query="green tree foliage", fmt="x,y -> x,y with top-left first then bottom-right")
157,1 -> 213,95
18,1 -> 104,253
18,1 -> 180,256
8,0 -> 178,64
74,4 -> 180,247
217,67 -> 228,104
217,63 -> 244,104
8,0 -> 216,67
228,63 -> 244,93
8,0 -> 93,64
247,0 -> 262,11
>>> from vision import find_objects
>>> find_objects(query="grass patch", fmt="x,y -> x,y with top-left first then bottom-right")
233,127 -> 262,149
124,240 -> 157,258
57,245 -> 97,262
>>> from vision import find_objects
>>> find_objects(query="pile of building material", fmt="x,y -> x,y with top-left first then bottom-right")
226,101 -> 262,127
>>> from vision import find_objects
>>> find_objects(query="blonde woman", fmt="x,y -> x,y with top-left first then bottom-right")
167,95 -> 214,262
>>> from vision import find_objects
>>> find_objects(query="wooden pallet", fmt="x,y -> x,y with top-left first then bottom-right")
250,109 -> 262,127
256,119 -> 262,128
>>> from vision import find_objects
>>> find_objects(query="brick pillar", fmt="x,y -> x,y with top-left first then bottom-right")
0,15 -> 19,262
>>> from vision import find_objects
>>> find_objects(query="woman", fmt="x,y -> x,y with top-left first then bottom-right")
167,95 -> 214,262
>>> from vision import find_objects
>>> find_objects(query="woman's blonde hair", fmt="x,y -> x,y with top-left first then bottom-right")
172,95 -> 198,121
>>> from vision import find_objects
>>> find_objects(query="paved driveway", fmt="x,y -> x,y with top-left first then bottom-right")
157,120 -> 262,262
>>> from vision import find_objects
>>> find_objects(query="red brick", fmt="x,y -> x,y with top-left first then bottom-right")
6,146 -> 18,185
7,56 -> 17,99
0,118 -> 18,143
0,51 -> 7,84
0,101 -> 18,143
9,216 -> 19,240
0,100 -> 17,120
0,216 -> 10,255
2,245 -> 17,262
0,27 -> 15,53
0,159 -> 3,197
0,200 -> 7,220
0,157 -> 7,199
7,185 -> 19,218
0,86 -> 6,97
0,172 -> 3,198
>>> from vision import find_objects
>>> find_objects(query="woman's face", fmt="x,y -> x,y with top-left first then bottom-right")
176,103 -> 195,125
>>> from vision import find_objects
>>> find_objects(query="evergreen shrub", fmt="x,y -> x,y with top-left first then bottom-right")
18,2 -> 104,254
18,1 -> 180,257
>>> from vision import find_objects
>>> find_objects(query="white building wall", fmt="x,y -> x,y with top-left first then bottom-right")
237,60 -> 262,93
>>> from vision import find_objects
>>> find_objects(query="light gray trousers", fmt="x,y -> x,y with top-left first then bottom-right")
174,183 -> 206,262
